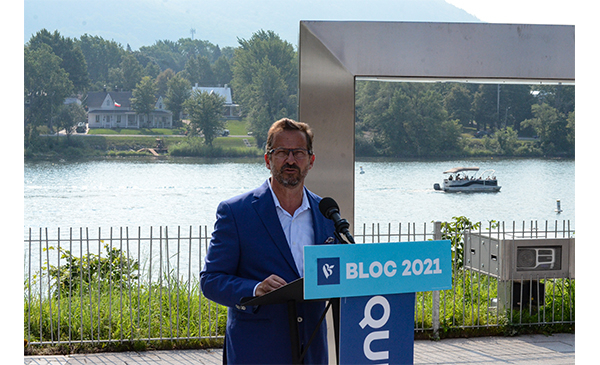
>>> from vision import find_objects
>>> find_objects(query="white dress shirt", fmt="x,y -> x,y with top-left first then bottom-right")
268,178 -> 314,277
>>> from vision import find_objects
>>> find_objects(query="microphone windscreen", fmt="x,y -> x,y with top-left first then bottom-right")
319,197 -> 339,219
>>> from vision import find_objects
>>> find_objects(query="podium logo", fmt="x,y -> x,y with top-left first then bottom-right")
317,257 -> 340,285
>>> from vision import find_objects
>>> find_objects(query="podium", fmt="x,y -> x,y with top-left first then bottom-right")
242,240 -> 452,365
241,278 -> 339,365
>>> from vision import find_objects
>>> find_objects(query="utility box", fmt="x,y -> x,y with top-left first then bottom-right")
464,231 -> 575,281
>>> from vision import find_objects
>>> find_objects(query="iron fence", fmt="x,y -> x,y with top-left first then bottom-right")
24,220 -> 574,347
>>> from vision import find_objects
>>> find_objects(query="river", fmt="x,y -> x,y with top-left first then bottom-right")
24,157 -> 575,235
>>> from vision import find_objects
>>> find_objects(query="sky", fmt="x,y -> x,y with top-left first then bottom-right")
446,0 -> 578,25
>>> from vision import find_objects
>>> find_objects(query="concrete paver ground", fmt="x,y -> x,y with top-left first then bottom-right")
24,333 -> 574,365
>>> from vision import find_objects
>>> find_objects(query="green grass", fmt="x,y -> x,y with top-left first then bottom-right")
87,128 -> 186,135
225,120 -> 249,136
25,275 -> 227,349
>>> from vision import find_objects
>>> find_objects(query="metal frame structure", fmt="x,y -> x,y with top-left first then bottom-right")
298,21 -> 575,230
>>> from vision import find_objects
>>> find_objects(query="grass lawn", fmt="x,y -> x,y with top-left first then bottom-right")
88,128 -> 186,135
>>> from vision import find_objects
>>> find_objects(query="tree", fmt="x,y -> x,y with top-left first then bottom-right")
246,59 -> 289,148
213,55 -> 233,86
497,84 -> 534,132
143,61 -> 161,80
78,34 -> 125,88
27,29 -> 88,92
491,127 -> 519,155
376,84 -> 451,156
156,68 -> 176,96
56,103 -> 87,139
521,103 -> 573,155
444,84 -> 473,127
183,55 -> 215,86
130,76 -> 157,127
472,84 -> 498,131
183,90 -> 226,146
121,53 -> 144,91
165,73 -> 191,126
24,43 -> 74,138
231,30 -> 297,147
138,39 -> 186,72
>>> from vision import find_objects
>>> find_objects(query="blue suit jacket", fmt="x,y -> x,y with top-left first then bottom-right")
200,180 -> 337,364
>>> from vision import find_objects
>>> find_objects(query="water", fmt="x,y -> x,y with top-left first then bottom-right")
24,157 -> 575,234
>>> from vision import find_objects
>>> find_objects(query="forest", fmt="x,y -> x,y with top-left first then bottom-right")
24,28 -> 575,158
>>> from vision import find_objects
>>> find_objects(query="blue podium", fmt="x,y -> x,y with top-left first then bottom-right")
305,240 -> 452,364
242,240 -> 452,364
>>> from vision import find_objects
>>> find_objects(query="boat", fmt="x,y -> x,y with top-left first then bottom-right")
433,167 -> 501,193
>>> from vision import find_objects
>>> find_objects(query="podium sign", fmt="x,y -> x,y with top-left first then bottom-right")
340,293 -> 415,364
304,240 -> 452,300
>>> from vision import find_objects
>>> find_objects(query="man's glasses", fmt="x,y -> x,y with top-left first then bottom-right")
268,148 -> 312,160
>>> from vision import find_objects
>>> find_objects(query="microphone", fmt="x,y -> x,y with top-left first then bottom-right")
319,197 -> 355,244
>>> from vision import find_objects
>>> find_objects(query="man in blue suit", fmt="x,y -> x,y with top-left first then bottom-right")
201,118 -> 337,364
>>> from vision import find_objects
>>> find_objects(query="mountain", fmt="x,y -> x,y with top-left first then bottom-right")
24,0 -> 480,50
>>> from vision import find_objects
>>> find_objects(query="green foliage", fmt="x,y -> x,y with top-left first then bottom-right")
27,29 -> 89,92
39,244 -> 139,297
25,29 -> 575,159
440,216 -> 481,270
183,90 -> 226,146
169,137 -> 260,157
231,30 -> 297,148
78,34 -> 125,88
56,103 -> 87,138
131,76 -> 158,123
120,53 -> 144,91
183,55 -> 215,86
165,74 -> 191,125
521,104 -> 575,156
24,43 -> 74,138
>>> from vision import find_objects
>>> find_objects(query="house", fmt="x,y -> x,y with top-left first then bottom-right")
191,84 -> 241,119
87,91 -> 173,129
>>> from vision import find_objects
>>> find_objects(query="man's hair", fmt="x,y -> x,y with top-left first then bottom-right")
265,118 -> 314,154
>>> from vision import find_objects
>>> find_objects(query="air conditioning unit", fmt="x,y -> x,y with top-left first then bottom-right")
464,231 -> 574,281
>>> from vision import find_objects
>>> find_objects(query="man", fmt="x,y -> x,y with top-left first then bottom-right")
200,118 -> 337,364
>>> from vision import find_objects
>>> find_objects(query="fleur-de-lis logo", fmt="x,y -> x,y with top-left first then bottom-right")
323,263 -> 335,279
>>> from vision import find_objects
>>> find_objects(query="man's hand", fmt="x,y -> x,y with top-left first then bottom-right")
255,274 -> 287,296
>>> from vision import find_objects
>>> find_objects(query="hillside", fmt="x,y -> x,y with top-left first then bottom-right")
24,0 -> 480,49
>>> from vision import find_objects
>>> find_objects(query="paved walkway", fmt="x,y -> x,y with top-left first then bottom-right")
24,333 -> 574,364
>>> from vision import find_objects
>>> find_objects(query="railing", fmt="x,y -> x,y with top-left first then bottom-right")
24,220 -> 575,347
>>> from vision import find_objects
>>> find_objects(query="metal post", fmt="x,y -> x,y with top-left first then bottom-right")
432,221 -> 442,339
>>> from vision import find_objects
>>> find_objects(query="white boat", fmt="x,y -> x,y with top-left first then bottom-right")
433,167 -> 501,193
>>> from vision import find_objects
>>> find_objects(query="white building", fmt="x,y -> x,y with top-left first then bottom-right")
87,91 -> 173,129
191,84 -> 241,119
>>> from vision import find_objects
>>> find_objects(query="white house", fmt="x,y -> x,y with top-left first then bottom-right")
191,84 -> 241,119
87,91 -> 173,129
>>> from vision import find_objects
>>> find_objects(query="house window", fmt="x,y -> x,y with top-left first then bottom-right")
95,115 -> 100,123
117,115 -> 121,124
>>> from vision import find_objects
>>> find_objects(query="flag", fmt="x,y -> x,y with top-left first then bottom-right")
114,101 -> 121,107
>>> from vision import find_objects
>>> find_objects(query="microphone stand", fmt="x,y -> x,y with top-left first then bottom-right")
330,216 -> 353,364
333,217 -> 354,244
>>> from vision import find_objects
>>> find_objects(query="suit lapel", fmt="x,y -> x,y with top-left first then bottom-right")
252,181 -> 300,277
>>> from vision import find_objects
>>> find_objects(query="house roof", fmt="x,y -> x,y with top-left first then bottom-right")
192,85 -> 233,104
87,91 -> 133,109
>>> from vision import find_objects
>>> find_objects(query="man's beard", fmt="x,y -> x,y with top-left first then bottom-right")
272,163 -> 308,188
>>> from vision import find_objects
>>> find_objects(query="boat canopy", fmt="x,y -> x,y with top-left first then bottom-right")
443,167 -> 480,174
